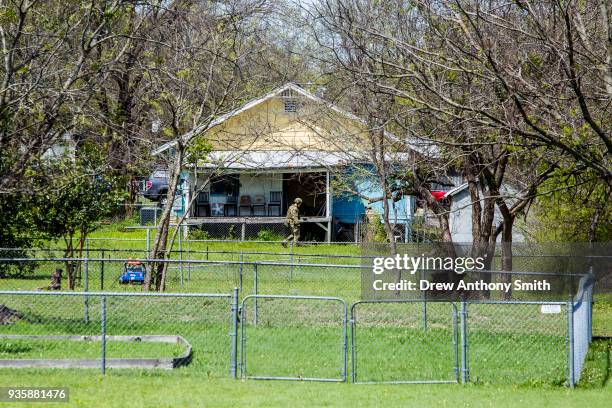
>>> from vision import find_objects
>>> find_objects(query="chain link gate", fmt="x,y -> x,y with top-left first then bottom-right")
350,300 -> 459,384
464,300 -> 568,386
239,295 -> 347,381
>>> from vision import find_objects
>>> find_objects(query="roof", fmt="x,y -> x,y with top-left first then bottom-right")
189,150 -> 413,171
443,183 -> 469,197
152,82 -> 436,157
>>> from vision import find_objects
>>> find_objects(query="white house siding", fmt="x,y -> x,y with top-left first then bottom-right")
186,173 -> 282,196
448,190 -> 476,242
449,188 -> 525,243
238,173 -> 283,201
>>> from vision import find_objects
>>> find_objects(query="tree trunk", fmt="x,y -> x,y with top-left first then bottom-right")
64,236 -> 76,290
144,145 -> 184,291
464,157 -> 497,297
588,204 -> 602,243
500,217 -> 514,300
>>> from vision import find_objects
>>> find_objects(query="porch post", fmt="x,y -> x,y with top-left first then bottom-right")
185,176 -> 191,219
326,171 -> 332,243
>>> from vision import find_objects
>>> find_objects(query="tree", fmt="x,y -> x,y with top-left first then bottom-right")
298,0 -> 460,248
301,0 -> 610,280
31,150 -> 125,289
0,0 -> 143,193
527,173 -> 611,242
82,1 -> 191,214
142,0 -> 272,291
0,192 -> 37,278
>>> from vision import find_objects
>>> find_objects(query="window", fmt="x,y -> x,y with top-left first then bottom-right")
210,174 -> 239,196
284,99 -> 298,113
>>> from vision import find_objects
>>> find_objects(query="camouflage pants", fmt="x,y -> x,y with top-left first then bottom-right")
285,223 -> 300,243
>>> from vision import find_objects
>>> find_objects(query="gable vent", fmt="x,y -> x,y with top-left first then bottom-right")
284,99 -> 298,113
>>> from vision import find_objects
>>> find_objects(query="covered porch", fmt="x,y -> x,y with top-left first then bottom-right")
184,151 -> 335,241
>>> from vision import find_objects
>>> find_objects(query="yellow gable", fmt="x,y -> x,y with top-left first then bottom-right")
202,94 -> 368,152
152,83 -> 419,159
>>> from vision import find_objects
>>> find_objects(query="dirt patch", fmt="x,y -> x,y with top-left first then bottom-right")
0,305 -> 22,325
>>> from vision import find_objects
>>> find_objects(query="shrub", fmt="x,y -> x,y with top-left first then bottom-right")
188,227 -> 211,240
255,229 -> 284,242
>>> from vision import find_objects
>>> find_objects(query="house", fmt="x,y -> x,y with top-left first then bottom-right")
152,83 -> 434,242
152,83 -> 532,243
151,83 -> 534,244
41,133 -> 76,161
445,183 -> 525,243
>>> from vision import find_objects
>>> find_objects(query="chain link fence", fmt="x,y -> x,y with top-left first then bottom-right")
464,301 -> 568,385
12,239 -> 606,269
0,257 -> 366,303
0,291 -> 235,376
0,291 -> 595,386
0,248 -> 600,387
570,274 -> 594,385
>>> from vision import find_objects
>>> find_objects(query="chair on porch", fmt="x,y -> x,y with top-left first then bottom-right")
268,191 -> 282,216
238,195 -> 252,216
252,194 -> 266,216
195,192 -> 210,217
224,194 -> 237,216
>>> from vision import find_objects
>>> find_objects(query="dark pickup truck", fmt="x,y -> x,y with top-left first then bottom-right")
142,170 -> 185,205
142,170 -> 169,203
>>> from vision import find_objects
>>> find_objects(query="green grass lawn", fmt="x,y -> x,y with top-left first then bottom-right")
0,369 -> 610,408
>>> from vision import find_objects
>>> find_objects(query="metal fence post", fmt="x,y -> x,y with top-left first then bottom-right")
421,269 -> 427,331
453,304 -> 459,383
567,299 -> 575,388
253,264 -> 258,326
460,299 -> 469,384
146,228 -> 151,255
290,241 -> 294,279
239,252 -> 243,291
350,309 -> 356,383
342,302 -> 348,382
422,301 -> 428,331
84,239 -> 89,323
240,297 -> 247,378
101,296 -> 107,375
187,239 -> 191,281
230,287 -> 239,379
100,251 -> 105,291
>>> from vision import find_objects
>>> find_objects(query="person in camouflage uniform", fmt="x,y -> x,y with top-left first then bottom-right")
283,197 -> 302,246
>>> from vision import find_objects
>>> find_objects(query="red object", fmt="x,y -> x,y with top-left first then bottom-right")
146,180 -> 153,190
431,191 -> 446,201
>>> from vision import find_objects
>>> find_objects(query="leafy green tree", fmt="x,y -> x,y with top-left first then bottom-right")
0,193 -> 38,278
30,154 -> 126,289
529,175 -> 611,243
